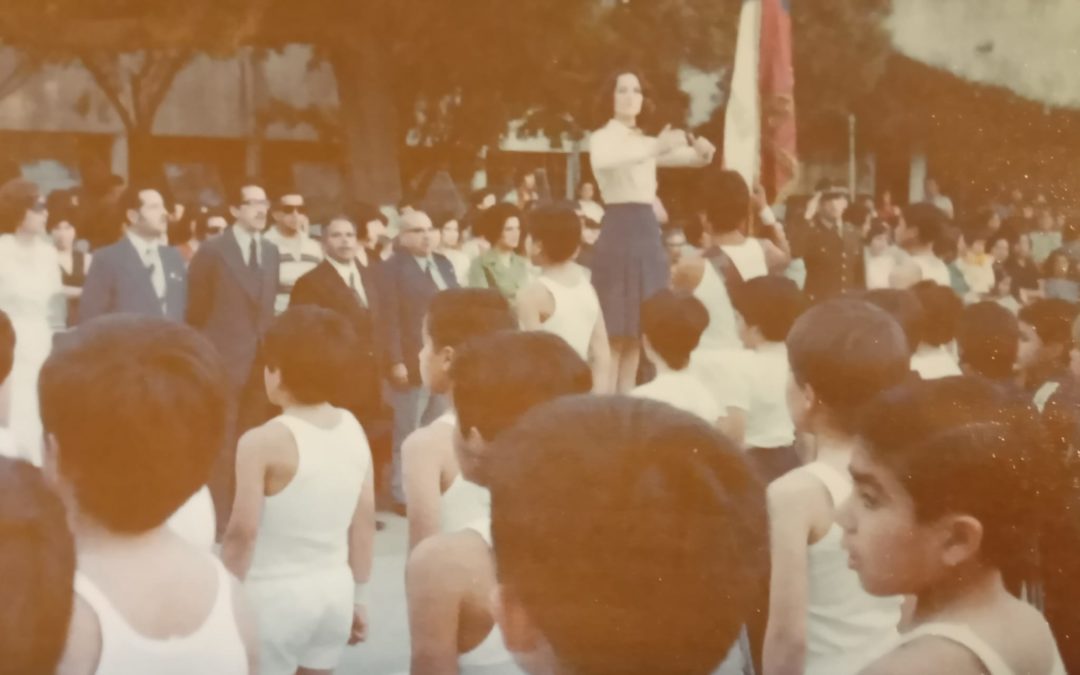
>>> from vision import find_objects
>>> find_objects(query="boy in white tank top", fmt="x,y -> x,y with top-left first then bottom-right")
42,316 -> 258,675
763,300 -> 909,675
841,377 -> 1067,675
517,205 -> 611,391
402,288 -> 517,551
221,306 -> 375,675
702,170 -> 791,282
406,332 -> 592,675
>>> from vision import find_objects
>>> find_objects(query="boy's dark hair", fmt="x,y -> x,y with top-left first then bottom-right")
476,203 -> 522,246
426,289 -> 517,351
787,299 -> 910,431
527,205 -> 582,264
701,169 -> 750,234
0,309 -> 13,384
231,178 -> 264,207
904,202 -> 948,245
489,395 -> 768,675
865,218 -> 890,242
642,290 -> 710,370
1019,299 -> 1079,350
863,288 -> 924,355
0,458 -> 75,674
859,376 -> 1056,577
911,281 -> 963,347
451,331 -> 592,443
731,276 -> 806,342
263,306 -> 359,405
39,316 -> 229,534
957,302 -> 1020,380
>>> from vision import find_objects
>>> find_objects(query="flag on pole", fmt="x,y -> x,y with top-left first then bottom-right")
723,0 -> 798,201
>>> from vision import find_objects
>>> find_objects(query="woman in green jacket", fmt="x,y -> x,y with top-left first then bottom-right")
467,202 -> 530,301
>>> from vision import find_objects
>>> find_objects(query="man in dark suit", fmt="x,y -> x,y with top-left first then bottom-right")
379,209 -> 460,510
186,181 -> 280,534
790,181 -> 864,302
79,186 -> 187,323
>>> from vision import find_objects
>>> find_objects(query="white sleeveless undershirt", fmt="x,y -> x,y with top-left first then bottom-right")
248,410 -> 371,581
436,413 -> 492,535
896,622 -> 1066,675
459,516 -> 521,674
74,557 -> 247,675
802,461 -> 902,675
693,261 -> 740,351
536,275 -> 600,360
719,238 -> 768,281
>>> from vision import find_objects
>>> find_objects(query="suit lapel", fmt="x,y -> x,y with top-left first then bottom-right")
119,235 -> 163,312
221,229 -> 261,305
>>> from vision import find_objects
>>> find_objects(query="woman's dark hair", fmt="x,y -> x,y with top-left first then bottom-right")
476,203 -> 522,246
787,299 -> 910,431
0,178 -> 40,235
431,211 -> 459,233
263,306 -> 359,405
594,68 -> 656,127
45,190 -> 79,233
489,396 -> 767,675
1043,249 -> 1072,279
642,290 -> 709,370
859,376 -> 1062,582
0,458 -> 76,675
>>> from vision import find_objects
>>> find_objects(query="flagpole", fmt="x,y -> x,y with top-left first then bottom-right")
848,113 -> 857,199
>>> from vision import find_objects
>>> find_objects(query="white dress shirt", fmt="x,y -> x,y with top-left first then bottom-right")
327,256 -> 368,306
414,256 -> 448,291
126,231 -> 165,299
911,253 -> 951,287
232,226 -> 262,267
589,119 -> 706,204
910,344 -> 962,380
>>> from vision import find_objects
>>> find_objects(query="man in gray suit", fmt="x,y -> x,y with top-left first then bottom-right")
79,186 -> 187,323
187,181 -> 280,534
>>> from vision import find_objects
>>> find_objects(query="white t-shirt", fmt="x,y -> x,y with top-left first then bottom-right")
865,252 -> 896,290
911,253 -> 951,287
689,347 -> 751,412
910,344 -> 962,381
631,370 -> 721,424
0,426 -> 16,459
744,343 -> 796,448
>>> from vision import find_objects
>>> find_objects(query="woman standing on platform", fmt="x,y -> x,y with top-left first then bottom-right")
589,69 -> 716,392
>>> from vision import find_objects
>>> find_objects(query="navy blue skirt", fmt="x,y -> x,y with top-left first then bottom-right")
589,203 -> 669,338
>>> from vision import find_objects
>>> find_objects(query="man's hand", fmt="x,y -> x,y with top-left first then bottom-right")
390,363 -> 409,388
349,604 -> 368,645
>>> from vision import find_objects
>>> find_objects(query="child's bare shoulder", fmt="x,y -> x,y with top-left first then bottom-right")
861,635 -> 985,675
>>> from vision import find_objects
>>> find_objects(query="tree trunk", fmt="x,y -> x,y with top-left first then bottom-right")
330,35 -> 402,207
127,127 -> 157,183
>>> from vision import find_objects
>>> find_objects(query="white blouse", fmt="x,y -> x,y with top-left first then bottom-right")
589,119 -> 707,205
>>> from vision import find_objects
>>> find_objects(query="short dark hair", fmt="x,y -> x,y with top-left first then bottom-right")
0,309 -> 12,384
451,331 -> 592,442
844,202 -> 871,228
863,289 -> 924,355
904,202 -> 948,245
701,169 -> 750,234
1042,249 -> 1072,278
957,302 -> 1020,380
0,179 -> 40,235
347,201 -> 388,237
911,281 -> 962,347
426,289 -> 517,351
866,218 -> 890,242
595,68 -> 656,127
642,290 -> 709,370
527,205 -> 582,263
859,376 -> 1055,576
787,299 -> 910,431
0,458 -> 75,674
489,396 -> 767,675
45,190 -> 79,233
1019,299 -> 1079,350
262,306 -> 359,405
732,277 -> 806,342
39,316 -> 229,533
232,178 -> 264,207
476,203 -> 522,246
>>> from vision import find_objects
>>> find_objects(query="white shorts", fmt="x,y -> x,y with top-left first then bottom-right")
246,567 -> 354,675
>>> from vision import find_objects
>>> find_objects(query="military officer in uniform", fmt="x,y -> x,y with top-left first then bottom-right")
790,181 -> 864,301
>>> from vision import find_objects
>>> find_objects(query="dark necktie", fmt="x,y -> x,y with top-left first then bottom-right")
248,238 -> 259,271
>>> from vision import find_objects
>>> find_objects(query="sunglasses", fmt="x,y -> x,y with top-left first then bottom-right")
279,205 -> 304,215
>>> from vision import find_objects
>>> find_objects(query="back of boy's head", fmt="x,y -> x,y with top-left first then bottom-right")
426,288 -> 517,351
911,281 -> 962,347
905,202 -> 948,244
642,289 -> 710,370
0,458 -> 74,675
527,205 -> 581,264
859,376 -> 1054,576
701,169 -> 750,234
262,305 -> 358,405
39,316 -> 229,534
1019,298 -> 1079,350
787,299 -> 910,431
731,276 -> 806,342
0,309 -> 12,385
863,288 -> 924,355
489,395 -> 767,675
957,302 -> 1020,380
451,331 -> 592,442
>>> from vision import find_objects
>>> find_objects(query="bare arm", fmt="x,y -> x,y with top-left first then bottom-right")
589,127 -> 661,171
671,257 -> 705,294
403,428 -> 447,552
589,310 -> 613,394
56,598 -> 101,675
656,145 -> 710,168
220,430 -> 270,580
762,235 -> 792,272
229,577 -> 261,674
515,282 -> 545,330
762,476 -> 816,675
407,536 -> 468,675
348,465 -> 377,645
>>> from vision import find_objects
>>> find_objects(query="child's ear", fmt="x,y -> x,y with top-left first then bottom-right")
439,345 -> 455,372
939,514 -> 984,569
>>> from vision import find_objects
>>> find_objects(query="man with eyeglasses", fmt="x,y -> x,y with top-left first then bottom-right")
377,209 -> 460,513
266,193 -> 323,314
187,180 -> 281,535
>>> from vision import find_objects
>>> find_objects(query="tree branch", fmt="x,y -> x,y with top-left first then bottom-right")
79,51 -> 135,131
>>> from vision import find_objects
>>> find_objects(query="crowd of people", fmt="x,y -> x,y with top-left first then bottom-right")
0,67 -> 1076,675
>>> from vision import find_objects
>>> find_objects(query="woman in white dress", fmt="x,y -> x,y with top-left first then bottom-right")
0,179 -> 61,465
